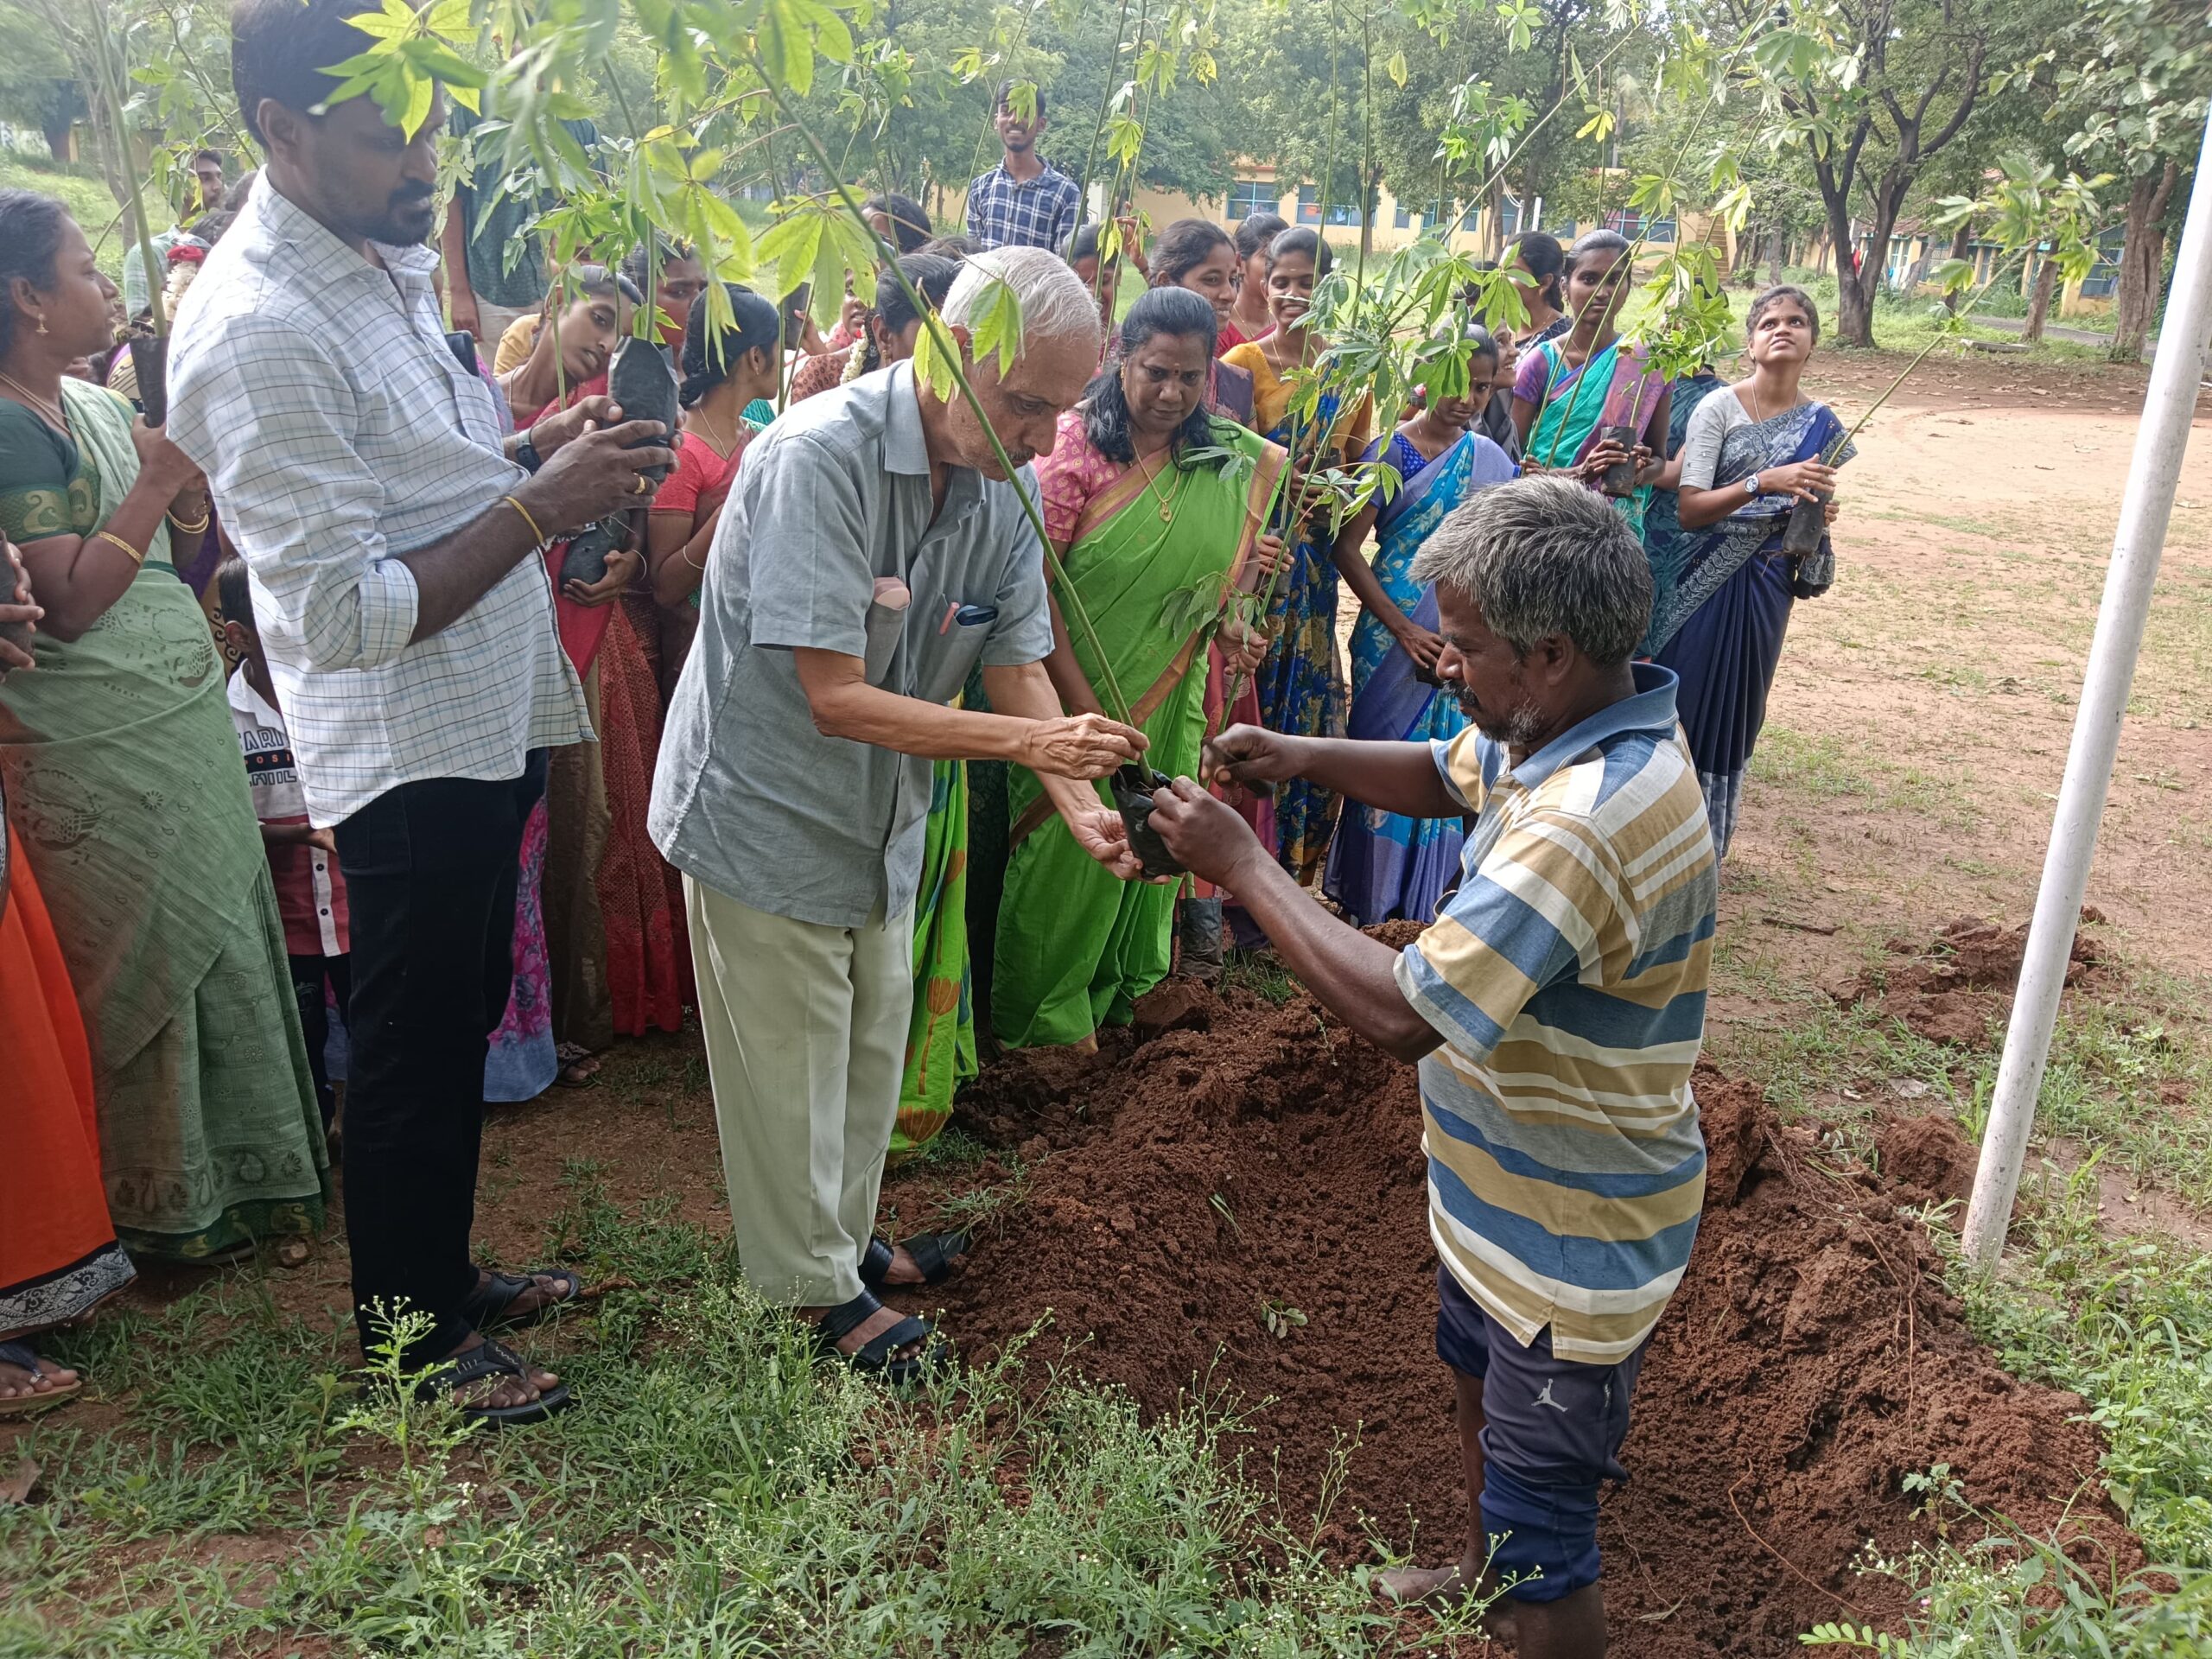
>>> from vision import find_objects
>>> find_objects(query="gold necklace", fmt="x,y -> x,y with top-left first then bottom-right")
690,399 -> 736,457
1144,451 -> 1185,523
0,369 -> 67,432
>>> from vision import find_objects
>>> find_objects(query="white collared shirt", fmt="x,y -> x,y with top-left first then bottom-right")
168,176 -> 589,826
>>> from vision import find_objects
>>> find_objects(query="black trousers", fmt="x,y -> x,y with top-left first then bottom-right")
332,752 -> 546,1363
288,951 -> 353,1131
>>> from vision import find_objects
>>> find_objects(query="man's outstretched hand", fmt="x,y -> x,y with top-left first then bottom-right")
1146,776 -> 1268,890
1200,724 -> 1306,795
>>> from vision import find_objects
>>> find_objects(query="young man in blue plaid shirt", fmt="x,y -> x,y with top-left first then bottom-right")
965,81 -> 1081,253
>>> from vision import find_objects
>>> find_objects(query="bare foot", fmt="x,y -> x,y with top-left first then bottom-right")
441,1332 -> 559,1411
0,1352 -> 78,1402
1376,1558 -> 1516,1638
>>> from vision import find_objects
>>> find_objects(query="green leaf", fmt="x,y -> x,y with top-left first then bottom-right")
1387,49 -> 1408,88
967,273 -> 1025,378
755,209 -> 824,297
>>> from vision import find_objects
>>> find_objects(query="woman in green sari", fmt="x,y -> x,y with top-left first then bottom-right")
1510,229 -> 1671,534
995,288 -> 1284,1049
0,193 -> 327,1260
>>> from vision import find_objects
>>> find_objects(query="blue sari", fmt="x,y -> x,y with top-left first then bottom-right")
1325,429 -> 1516,926
1640,371 -> 1724,636
1250,384 -> 1359,883
1648,397 -> 1854,856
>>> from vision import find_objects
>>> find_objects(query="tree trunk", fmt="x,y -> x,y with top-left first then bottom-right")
2110,161 -> 2181,363
2022,254 -> 2058,343
1941,219 -> 1974,313
1835,178 -> 1910,349
41,116 -> 74,163
1766,226 -> 1785,287
1811,229 -> 1830,276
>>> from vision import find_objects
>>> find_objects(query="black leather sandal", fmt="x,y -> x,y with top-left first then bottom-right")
858,1231 -> 970,1291
422,1338 -> 571,1427
460,1267 -> 582,1333
810,1290 -> 950,1386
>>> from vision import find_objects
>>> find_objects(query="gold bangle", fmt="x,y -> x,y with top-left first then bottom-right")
94,529 -> 146,566
501,493 -> 547,545
167,507 -> 212,534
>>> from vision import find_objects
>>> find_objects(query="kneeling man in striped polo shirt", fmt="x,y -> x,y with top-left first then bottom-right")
1148,474 -> 1718,1655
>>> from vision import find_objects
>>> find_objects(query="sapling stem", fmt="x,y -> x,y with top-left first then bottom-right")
753,52 -> 1136,728
90,14 -> 168,340
1821,247 -> 2030,462
1070,0 -> 1135,247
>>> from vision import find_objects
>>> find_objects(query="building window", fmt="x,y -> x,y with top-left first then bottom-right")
1601,207 -> 1642,237
1497,194 -> 1522,238
2079,226 -> 2124,299
1396,198 -> 1442,231
1226,178 -> 1274,222
1300,185 -> 1363,227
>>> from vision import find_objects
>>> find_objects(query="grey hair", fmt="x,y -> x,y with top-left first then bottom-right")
942,244 -> 1102,349
1410,475 -> 1651,666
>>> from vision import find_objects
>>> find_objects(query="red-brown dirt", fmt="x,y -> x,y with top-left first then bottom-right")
1840,913 -> 2108,1046
888,980 -> 2138,1656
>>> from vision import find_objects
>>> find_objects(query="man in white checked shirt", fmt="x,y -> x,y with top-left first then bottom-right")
166,0 -> 671,1425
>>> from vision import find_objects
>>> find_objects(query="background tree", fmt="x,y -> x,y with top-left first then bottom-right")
0,7 -> 88,162
2050,0 -> 2210,361
1729,0 -> 2028,348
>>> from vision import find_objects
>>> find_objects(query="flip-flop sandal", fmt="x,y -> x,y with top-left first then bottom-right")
0,1340 -> 81,1416
810,1290 -> 952,1387
421,1337 -> 572,1427
460,1266 -> 583,1333
554,1044 -> 602,1089
859,1231 -> 970,1292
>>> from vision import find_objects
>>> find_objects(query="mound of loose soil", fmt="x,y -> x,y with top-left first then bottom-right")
1842,913 -> 2106,1046
893,981 -> 2137,1656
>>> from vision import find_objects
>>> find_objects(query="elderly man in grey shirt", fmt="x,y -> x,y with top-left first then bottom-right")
651,247 -> 1145,1377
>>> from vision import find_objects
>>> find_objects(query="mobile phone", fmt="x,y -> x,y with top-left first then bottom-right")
782,283 -> 813,351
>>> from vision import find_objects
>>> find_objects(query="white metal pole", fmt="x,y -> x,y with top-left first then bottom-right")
1962,111 -> 2212,1273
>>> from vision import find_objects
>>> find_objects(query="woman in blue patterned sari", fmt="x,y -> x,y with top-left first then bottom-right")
1324,328 -> 1516,925
1220,228 -> 1373,884
1647,286 -> 1849,856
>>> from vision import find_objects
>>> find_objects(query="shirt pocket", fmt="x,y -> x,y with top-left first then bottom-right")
906,593 -> 999,707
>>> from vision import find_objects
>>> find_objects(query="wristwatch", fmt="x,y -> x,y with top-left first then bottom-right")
515,434 -> 543,474
1742,471 -> 1762,498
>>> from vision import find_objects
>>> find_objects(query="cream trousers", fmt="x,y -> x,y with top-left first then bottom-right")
684,876 -> 915,1307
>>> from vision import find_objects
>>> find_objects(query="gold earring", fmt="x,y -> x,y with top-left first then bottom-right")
34,317 -> 48,334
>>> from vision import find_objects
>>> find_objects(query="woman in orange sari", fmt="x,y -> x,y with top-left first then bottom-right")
0,545 -> 130,1412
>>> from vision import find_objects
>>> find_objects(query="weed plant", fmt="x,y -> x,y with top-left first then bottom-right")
4,1178 -> 1484,1656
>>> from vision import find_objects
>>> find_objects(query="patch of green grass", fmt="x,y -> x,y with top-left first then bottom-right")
1750,724 -> 1965,825
923,1147 -> 1038,1240
0,150 -> 130,278
1955,1164 -> 2212,1571
907,1123 -> 994,1171
1960,999 -> 2212,1205
5,1197 -> 1474,1656
1220,948 -> 1299,1005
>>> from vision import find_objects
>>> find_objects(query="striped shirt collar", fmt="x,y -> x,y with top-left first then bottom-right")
1502,662 -> 1682,794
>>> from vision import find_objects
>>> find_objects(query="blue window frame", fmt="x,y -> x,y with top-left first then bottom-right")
1226,178 -> 1274,221
1497,194 -> 1523,238
1296,184 -> 1321,226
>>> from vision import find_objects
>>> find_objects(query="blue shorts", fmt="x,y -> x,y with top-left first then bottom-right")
1435,1264 -> 1650,1604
